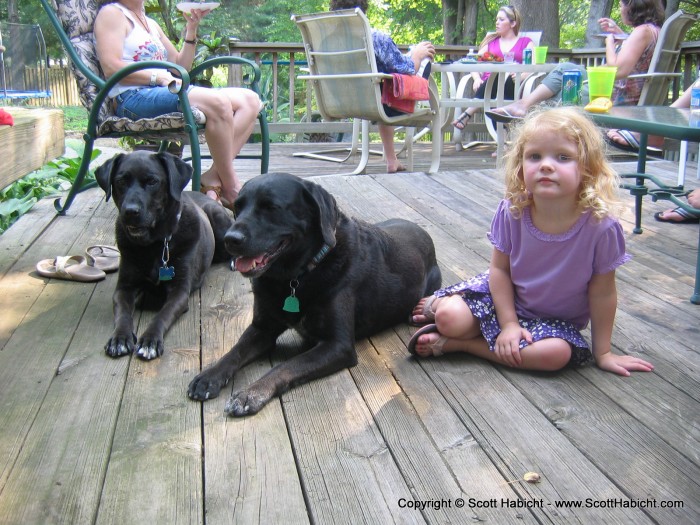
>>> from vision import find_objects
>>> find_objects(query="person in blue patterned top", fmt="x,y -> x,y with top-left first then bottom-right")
330,0 -> 435,173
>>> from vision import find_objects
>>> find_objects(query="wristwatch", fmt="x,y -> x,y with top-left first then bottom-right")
149,71 -> 158,87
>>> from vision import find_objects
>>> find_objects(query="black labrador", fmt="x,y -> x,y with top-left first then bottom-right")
95,151 -> 233,360
188,173 -> 441,416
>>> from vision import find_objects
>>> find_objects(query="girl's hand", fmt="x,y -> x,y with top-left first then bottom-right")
472,77 -> 484,91
494,322 -> 532,367
595,351 -> 654,376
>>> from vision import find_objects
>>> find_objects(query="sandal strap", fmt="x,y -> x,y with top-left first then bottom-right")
200,184 -> 222,199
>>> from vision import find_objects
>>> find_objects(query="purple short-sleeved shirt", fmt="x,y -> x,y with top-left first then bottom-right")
487,200 -> 631,329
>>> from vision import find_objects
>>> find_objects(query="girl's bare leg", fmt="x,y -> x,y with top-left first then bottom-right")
379,124 -> 405,173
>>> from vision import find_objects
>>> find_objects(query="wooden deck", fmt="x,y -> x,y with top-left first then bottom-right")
0,141 -> 699,524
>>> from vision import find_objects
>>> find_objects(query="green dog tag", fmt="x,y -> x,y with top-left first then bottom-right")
283,295 -> 300,313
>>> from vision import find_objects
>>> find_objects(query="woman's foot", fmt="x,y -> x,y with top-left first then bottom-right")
452,110 -> 471,130
387,161 -> 407,173
485,103 -> 527,123
200,184 -> 222,203
606,129 -> 664,152
654,207 -> 700,224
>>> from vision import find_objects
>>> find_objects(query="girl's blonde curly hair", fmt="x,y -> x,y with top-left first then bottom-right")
502,106 -> 623,220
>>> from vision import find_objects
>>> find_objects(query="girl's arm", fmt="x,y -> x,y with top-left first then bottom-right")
489,248 -> 532,366
588,271 -> 653,375
603,24 -> 654,78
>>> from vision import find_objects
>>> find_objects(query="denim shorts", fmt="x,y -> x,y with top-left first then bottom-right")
114,85 -> 193,120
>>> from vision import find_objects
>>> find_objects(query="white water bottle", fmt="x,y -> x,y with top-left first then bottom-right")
691,76 -> 700,113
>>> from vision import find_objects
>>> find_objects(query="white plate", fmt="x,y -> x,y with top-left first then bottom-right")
594,33 -> 628,40
176,2 -> 220,13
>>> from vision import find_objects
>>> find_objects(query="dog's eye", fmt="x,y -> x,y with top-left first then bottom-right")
145,176 -> 160,187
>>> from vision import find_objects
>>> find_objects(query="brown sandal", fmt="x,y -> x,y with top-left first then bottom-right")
200,184 -> 222,200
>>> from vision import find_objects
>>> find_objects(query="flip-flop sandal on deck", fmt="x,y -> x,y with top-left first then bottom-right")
86,245 -> 120,273
36,255 -> 106,282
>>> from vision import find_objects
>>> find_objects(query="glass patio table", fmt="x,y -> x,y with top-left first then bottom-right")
586,105 -> 700,303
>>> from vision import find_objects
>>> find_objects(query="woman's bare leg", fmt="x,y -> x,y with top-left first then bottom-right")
379,124 -> 405,173
188,87 -> 261,204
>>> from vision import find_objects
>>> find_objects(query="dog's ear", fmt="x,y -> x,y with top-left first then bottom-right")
303,179 -> 338,249
156,152 -> 192,201
95,153 -> 125,202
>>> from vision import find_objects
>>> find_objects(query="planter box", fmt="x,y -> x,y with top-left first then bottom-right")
0,107 -> 65,190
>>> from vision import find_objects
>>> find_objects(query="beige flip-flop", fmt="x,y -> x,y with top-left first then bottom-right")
407,323 -> 448,357
86,245 -> 121,273
36,255 -> 106,282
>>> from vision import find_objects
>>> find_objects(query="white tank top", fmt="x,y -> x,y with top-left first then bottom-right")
107,3 -> 168,98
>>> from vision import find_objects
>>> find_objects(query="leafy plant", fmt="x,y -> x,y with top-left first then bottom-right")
0,140 -> 101,235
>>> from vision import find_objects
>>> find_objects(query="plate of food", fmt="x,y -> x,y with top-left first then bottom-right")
176,2 -> 220,13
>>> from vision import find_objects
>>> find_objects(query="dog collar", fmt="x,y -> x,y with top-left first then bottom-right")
306,242 -> 332,271
282,239 -> 334,314
158,211 -> 181,282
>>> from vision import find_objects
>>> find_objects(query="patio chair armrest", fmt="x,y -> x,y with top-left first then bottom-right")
190,56 -> 263,91
103,61 -> 192,93
86,61 -> 193,137
298,72 -> 391,82
627,72 -> 682,81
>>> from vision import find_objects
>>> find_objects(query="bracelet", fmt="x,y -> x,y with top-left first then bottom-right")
149,71 -> 158,87
184,38 -> 197,45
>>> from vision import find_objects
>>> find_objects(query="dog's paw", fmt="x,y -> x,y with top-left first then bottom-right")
135,336 -> 164,360
187,370 -> 229,401
104,333 -> 136,358
224,388 -> 272,417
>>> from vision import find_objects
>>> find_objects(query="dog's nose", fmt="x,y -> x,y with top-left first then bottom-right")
224,229 -> 246,249
122,203 -> 141,219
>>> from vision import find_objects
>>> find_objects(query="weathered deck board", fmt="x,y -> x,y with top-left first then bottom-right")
0,143 -> 698,524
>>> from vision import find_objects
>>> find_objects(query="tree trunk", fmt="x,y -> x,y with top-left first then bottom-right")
585,0 -> 615,48
665,0 -> 681,17
512,0 -> 559,48
8,0 -> 19,24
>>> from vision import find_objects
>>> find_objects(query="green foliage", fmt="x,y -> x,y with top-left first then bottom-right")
0,140 -> 100,235
59,105 -> 89,133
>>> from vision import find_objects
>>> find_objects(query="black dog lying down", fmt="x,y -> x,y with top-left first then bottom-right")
188,173 -> 441,416
96,151 -> 233,360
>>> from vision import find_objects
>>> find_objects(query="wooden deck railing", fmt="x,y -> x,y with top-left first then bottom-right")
22,40 -> 700,138
229,40 -> 700,137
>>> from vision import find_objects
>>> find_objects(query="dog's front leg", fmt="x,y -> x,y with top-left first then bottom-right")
105,287 -> 138,357
188,323 -> 281,401
225,340 -> 358,417
136,286 -> 191,360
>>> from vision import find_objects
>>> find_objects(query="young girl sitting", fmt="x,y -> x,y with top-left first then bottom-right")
409,107 -> 653,377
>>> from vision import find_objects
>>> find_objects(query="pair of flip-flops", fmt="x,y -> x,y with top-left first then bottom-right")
653,207 -> 700,224
36,245 -> 120,282
605,129 -> 663,157
406,295 -> 448,357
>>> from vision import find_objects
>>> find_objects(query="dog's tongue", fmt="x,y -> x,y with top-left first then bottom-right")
234,254 -> 265,273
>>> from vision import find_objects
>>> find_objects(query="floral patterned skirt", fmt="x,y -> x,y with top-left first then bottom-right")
434,272 -> 594,368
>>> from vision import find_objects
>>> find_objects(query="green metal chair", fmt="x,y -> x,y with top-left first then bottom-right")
40,0 -> 269,214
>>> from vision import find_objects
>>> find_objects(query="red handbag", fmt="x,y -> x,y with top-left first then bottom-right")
381,73 -> 429,114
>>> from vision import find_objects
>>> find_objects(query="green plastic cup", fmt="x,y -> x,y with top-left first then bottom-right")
534,46 -> 548,64
587,66 -> 618,99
